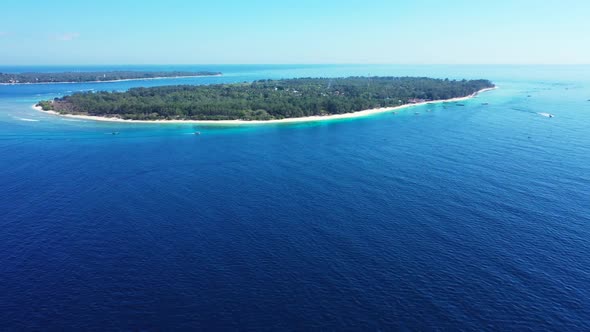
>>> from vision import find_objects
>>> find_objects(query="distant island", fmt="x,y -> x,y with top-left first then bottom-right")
36,77 -> 495,122
1,71 -> 221,84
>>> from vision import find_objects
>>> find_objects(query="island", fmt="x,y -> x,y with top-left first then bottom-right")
36,77 -> 495,122
1,71 -> 221,84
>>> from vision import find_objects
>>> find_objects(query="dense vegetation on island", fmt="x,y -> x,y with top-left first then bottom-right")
1,71 -> 221,84
37,77 -> 494,121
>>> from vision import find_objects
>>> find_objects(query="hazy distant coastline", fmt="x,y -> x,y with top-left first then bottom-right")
0,71 -> 222,85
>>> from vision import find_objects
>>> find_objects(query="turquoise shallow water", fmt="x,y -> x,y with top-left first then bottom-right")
1,65 -> 590,329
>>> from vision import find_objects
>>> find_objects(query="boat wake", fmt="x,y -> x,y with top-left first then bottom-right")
15,117 -> 40,122
510,108 -> 555,118
511,107 -> 536,114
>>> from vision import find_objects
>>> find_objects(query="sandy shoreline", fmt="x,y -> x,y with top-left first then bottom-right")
32,87 -> 497,125
1,74 -> 222,86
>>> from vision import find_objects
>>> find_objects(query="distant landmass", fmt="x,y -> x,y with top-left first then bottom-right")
0,71 -> 221,84
37,77 -> 494,121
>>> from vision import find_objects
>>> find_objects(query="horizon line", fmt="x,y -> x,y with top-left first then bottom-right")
2,63 -> 590,67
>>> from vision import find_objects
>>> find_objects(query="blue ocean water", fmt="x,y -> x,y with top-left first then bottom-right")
1,65 -> 589,330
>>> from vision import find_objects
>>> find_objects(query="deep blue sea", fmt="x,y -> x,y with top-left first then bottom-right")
1,65 -> 589,330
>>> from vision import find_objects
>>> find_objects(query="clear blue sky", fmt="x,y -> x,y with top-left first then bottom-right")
1,0 -> 588,65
